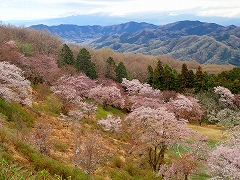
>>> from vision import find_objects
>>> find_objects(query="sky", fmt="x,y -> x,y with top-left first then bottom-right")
1,0 -> 240,25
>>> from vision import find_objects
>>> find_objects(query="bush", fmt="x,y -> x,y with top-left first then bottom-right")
16,40 -> 35,56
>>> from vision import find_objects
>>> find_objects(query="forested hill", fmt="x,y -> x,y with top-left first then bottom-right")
30,20 -> 240,66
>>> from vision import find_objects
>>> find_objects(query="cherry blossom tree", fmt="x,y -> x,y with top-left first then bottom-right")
51,75 -> 99,166
98,114 -> 121,131
208,108 -> 240,128
207,125 -> 240,180
51,75 -> 97,102
124,106 -> 194,172
158,153 -> 198,180
20,54 -> 61,85
88,85 -> 125,109
75,133 -> 108,176
0,61 -> 32,107
214,86 -> 235,109
121,78 -> 161,96
169,94 -> 204,123
127,95 -> 163,111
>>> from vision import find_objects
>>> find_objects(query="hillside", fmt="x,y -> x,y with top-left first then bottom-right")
0,24 -> 240,180
30,21 -> 240,66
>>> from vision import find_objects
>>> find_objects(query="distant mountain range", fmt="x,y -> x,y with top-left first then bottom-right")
30,21 -> 240,66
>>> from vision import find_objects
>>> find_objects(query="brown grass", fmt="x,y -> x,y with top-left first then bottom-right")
188,124 -> 227,141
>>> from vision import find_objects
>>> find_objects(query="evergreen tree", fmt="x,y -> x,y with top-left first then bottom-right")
153,60 -> 164,90
146,65 -> 154,85
58,44 -> 75,67
163,64 -> 179,91
187,70 -> 195,89
105,56 -> 116,80
179,63 -> 195,91
195,66 -> 205,92
76,48 -> 97,79
115,62 -> 129,82
87,62 -> 98,79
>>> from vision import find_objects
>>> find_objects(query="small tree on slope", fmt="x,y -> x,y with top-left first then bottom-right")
0,61 -> 32,107
124,106 -> 198,172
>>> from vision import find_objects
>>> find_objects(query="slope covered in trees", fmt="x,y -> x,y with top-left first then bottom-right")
0,24 -> 239,179
30,21 -> 240,66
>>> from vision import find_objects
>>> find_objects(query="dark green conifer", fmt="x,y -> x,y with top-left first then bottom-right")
153,60 -> 164,90
105,56 -> 117,80
146,65 -> 154,85
58,44 -> 75,67
115,62 -> 129,82
76,48 -> 97,79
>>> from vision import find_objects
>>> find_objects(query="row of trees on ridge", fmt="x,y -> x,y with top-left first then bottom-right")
58,44 -> 129,81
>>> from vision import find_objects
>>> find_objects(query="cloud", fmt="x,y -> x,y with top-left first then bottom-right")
0,0 -> 240,21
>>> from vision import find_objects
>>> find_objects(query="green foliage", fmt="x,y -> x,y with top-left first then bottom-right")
58,44 -> 75,67
0,98 -> 34,127
110,169 -> 133,180
109,165 -> 158,180
146,65 -> 154,84
16,40 -> 35,56
163,64 -> 179,91
0,159 -> 32,179
0,158 -> 80,180
76,48 -> 98,79
96,105 -> 126,120
96,105 -> 109,119
105,56 -> 117,80
148,61 -> 240,93
151,61 -> 179,91
195,66 -> 206,92
179,63 -> 195,91
115,62 -> 129,82
153,60 -> 164,90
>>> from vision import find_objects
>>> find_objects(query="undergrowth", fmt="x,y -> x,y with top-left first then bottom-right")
0,98 -> 34,127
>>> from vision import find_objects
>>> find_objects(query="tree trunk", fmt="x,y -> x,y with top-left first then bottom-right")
148,144 -> 166,172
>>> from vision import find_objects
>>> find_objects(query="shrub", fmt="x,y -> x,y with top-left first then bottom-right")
16,40 -> 35,56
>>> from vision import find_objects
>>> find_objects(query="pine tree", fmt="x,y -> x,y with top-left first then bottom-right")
105,56 -> 116,80
115,62 -> 129,83
76,48 -> 97,79
153,60 -> 164,90
58,44 -> 75,67
146,65 -> 154,85
179,63 -> 195,91
163,64 -> 178,91
195,66 -> 205,92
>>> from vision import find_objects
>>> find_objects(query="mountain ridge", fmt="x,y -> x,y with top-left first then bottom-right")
30,21 -> 240,66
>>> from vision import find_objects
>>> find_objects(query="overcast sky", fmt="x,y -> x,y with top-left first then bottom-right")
1,0 -> 240,22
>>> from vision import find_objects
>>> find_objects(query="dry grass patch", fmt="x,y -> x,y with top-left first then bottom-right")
188,124 -> 227,141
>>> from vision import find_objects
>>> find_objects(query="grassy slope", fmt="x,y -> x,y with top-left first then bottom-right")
188,124 -> 227,141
